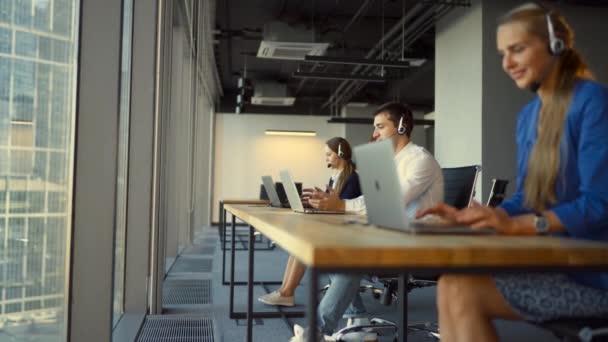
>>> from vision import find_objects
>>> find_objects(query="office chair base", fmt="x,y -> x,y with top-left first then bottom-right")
334,318 -> 440,341
408,322 -> 440,340
334,318 -> 396,341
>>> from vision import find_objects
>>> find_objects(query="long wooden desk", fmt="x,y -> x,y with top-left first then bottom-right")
225,204 -> 608,342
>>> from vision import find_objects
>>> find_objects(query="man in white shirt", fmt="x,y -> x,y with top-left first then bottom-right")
294,102 -> 444,341
309,103 -> 443,216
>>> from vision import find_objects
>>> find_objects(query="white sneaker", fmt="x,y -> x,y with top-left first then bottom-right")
258,290 -> 295,307
289,324 -> 336,342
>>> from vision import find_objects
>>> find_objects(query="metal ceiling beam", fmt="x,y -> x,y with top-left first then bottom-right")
327,117 -> 435,125
295,0 -> 376,95
303,55 -> 426,68
321,1 -> 430,109
324,1 -> 461,110
293,71 -> 388,82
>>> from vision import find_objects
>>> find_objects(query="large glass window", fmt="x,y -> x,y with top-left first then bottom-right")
0,0 -> 80,340
112,0 -> 134,328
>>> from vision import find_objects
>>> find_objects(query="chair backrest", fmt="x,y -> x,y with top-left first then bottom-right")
486,178 -> 509,207
442,165 -> 481,209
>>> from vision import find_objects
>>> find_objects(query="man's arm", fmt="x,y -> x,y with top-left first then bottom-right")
400,155 -> 440,205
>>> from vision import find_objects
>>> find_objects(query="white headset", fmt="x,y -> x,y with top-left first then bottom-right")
397,115 -> 407,135
337,143 -> 344,158
546,12 -> 565,56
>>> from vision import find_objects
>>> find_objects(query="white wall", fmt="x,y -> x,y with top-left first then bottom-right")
212,114 -> 345,222
435,0 -> 483,199
435,0 -> 483,168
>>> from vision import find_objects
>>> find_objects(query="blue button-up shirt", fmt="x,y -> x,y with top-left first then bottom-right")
500,79 -> 608,290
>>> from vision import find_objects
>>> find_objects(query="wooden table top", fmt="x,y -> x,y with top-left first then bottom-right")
225,204 -> 608,270
221,199 -> 270,205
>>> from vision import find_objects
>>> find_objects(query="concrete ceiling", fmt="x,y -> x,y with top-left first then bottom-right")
213,0 -> 608,115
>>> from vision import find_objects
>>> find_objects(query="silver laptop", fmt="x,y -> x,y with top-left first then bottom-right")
261,175 -> 283,207
353,140 -> 494,234
279,170 -> 344,214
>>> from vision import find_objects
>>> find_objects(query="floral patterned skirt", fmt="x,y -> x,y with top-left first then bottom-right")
494,273 -> 608,322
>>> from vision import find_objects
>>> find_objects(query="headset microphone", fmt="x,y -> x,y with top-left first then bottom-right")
529,81 -> 542,93
327,163 -> 332,168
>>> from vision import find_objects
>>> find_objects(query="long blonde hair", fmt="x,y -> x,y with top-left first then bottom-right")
326,137 -> 355,196
499,4 -> 593,212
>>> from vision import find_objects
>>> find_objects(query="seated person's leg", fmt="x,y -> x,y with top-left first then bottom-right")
343,291 -> 366,318
438,273 -> 608,342
438,274 -> 520,342
259,256 -> 305,306
317,274 -> 365,335
281,257 -> 306,297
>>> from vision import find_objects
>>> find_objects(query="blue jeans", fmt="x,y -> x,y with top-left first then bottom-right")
317,274 -> 366,334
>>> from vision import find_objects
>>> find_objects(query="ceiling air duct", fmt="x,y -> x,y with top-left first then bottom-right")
251,81 -> 295,106
257,21 -> 329,60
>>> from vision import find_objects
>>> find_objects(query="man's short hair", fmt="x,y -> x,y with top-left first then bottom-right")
372,102 -> 414,137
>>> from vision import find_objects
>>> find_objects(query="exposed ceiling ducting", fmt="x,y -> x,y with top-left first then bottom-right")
215,0 -> 468,115
251,81 -> 295,106
256,21 -> 330,60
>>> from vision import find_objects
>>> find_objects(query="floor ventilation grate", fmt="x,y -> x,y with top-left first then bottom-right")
182,245 -> 215,255
137,316 -> 215,341
170,258 -> 212,273
163,279 -> 212,305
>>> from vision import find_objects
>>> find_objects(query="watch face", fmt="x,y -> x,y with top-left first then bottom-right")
535,215 -> 549,234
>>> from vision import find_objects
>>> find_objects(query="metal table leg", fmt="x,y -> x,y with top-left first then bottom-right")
229,213 -> 237,318
222,206 -> 227,283
246,225 -> 255,342
307,269 -> 319,342
398,273 -> 409,342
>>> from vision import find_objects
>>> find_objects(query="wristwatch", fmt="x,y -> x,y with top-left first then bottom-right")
534,212 -> 550,235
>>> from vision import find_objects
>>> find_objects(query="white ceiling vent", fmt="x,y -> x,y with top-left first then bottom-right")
251,96 -> 295,106
257,21 -> 329,60
251,81 -> 295,106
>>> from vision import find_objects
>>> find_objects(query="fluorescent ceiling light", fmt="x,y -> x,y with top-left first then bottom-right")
265,130 -> 316,137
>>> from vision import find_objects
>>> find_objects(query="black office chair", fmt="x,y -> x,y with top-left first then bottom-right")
486,178 -> 509,207
333,166 -> 482,341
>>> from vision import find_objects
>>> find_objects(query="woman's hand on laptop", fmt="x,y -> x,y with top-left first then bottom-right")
453,205 -> 517,234
308,186 -> 345,212
416,203 -> 460,224
302,187 -> 328,200
418,203 -> 517,234
302,187 -> 327,207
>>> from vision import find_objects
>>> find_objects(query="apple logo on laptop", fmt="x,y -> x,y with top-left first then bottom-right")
375,180 -> 381,191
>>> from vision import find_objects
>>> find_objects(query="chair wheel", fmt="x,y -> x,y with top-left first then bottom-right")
372,292 -> 381,299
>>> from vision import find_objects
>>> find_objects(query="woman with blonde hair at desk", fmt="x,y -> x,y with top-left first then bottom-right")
417,3 -> 608,341
258,137 -> 361,307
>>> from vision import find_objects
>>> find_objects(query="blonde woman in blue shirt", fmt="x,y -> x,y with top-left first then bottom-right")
418,3 -> 608,341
